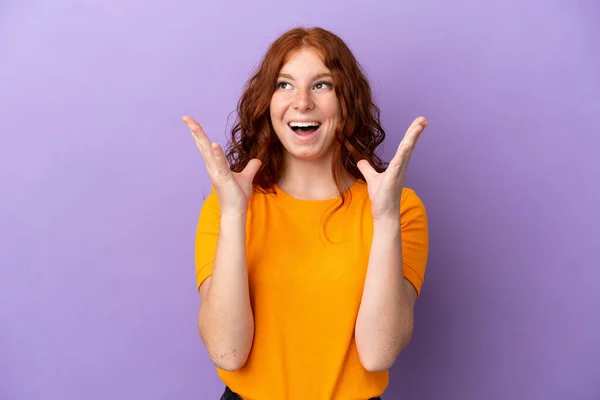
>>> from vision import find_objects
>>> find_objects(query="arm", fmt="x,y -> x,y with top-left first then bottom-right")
183,115 -> 260,373
355,116 -> 428,372
354,218 -> 417,372
198,213 -> 254,372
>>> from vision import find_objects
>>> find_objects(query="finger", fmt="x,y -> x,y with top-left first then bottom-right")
182,116 -> 213,155
395,118 -> 428,174
399,117 -> 427,148
211,143 -> 231,177
239,158 -> 262,182
357,159 -> 378,182
411,117 -> 428,148
390,143 -> 412,170
392,117 -> 427,163
182,115 -> 218,171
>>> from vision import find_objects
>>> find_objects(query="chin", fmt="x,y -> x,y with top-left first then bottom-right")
283,144 -> 334,163
289,151 -> 325,162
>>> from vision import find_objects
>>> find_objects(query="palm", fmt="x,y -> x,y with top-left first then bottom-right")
364,167 -> 404,218
183,115 -> 261,215
225,170 -> 256,208
357,117 -> 427,220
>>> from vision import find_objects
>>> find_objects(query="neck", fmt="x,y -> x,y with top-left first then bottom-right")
277,154 -> 355,200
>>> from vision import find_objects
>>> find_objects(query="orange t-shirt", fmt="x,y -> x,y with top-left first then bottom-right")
195,179 -> 428,400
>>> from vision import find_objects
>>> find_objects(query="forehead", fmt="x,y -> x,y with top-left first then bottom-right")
279,48 -> 330,76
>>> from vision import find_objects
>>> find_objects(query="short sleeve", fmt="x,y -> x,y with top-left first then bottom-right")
195,187 -> 221,291
400,188 -> 429,297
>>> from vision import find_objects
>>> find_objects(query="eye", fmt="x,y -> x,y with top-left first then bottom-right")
276,81 -> 292,90
314,81 -> 333,90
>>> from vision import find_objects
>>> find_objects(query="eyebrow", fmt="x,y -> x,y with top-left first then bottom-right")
277,72 -> 333,81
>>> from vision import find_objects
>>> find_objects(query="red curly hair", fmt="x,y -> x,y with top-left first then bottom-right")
226,26 -> 387,209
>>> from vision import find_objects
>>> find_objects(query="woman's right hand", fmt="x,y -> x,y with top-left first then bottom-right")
183,115 -> 261,216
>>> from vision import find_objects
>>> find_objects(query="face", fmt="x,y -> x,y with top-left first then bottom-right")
269,48 -> 341,163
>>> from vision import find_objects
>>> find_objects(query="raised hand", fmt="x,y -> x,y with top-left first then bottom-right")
357,116 -> 428,221
183,115 -> 261,216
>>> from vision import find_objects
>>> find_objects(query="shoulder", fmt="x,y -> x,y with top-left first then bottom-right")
399,187 -> 428,232
197,187 -> 222,232
200,186 -> 221,214
401,187 -> 425,211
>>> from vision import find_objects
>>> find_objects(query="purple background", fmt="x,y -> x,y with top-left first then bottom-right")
1,1 -> 599,399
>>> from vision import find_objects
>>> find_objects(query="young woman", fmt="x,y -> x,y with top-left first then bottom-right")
183,26 -> 429,400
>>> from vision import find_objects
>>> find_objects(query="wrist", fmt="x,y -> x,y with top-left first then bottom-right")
220,212 -> 247,224
373,216 -> 401,231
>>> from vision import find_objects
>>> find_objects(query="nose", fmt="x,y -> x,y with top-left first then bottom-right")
292,88 -> 314,111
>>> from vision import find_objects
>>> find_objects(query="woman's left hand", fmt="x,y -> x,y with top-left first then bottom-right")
357,116 -> 428,221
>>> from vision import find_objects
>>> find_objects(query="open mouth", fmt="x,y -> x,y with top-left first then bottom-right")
288,121 -> 321,135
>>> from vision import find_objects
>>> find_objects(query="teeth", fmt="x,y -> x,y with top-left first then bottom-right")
289,121 -> 320,128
